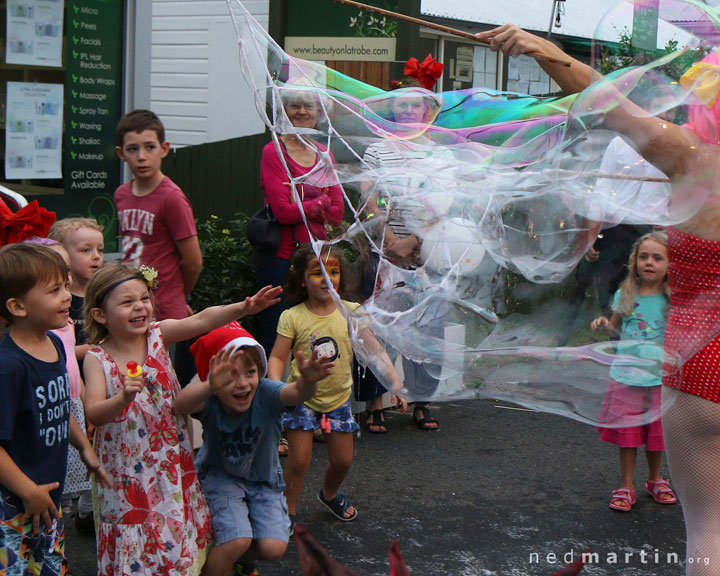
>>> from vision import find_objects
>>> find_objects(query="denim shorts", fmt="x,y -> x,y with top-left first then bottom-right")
283,400 -> 359,433
201,471 -> 290,545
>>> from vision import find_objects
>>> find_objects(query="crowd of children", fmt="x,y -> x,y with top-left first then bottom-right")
0,106 -> 684,576
0,109 -> 405,576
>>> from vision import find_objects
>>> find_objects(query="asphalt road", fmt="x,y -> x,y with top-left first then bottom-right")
65,399 -> 687,575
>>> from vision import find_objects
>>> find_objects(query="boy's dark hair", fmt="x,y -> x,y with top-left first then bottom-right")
116,109 -> 165,147
284,243 -> 354,305
238,345 -> 262,371
0,244 -> 68,324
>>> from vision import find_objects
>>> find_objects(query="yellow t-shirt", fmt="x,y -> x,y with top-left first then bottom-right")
277,300 -> 360,413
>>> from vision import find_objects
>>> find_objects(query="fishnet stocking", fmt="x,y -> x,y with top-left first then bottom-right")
663,387 -> 720,576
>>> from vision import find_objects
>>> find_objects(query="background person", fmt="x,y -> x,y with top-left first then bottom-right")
254,91 -> 345,358
361,71 -> 444,432
114,109 -> 202,386
590,231 -> 676,512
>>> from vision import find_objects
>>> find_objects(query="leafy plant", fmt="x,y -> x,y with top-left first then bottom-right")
190,213 -> 258,334
597,27 -> 710,78
348,5 -> 398,38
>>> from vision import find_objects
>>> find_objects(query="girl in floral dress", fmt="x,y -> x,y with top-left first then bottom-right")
82,262 -> 281,576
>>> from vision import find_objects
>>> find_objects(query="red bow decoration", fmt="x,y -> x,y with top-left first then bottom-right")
0,199 -> 56,247
403,53 -> 444,90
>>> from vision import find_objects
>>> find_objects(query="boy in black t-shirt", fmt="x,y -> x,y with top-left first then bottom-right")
0,244 -> 109,575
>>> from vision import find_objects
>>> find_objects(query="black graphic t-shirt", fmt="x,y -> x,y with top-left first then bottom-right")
0,332 -> 69,509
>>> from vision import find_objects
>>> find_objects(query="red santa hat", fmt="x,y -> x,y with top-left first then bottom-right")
190,322 -> 267,380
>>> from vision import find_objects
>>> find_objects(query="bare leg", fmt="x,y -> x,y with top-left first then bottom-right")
244,538 -> 288,562
283,428 -> 314,516
201,538 -> 251,576
646,450 -> 663,482
321,431 -> 356,518
619,446 -> 638,490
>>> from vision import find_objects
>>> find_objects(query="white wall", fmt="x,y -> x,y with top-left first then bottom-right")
149,0 -> 268,147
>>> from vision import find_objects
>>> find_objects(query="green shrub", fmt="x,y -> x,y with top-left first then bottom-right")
190,213 -> 258,335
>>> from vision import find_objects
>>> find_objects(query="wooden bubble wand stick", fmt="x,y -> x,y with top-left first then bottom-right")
330,0 -> 572,67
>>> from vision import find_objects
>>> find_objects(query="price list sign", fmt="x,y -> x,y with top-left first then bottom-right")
64,0 -> 123,194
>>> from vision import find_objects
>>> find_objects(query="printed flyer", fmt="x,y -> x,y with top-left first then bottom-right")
5,82 -> 63,179
6,0 -> 64,67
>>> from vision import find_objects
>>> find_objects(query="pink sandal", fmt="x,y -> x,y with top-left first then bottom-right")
609,488 -> 636,512
645,479 -> 677,504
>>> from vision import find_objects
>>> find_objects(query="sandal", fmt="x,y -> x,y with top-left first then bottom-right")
609,488 -> 636,512
367,409 -> 387,434
413,403 -> 439,431
278,437 -> 289,457
317,490 -> 358,522
645,479 -> 677,504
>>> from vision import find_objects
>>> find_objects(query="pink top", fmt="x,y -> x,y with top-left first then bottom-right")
260,141 -> 344,259
115,176 -> 197,321
51,319 -> 82,399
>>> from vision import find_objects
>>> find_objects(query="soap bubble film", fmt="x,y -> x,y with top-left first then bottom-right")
227,0 -> 720,426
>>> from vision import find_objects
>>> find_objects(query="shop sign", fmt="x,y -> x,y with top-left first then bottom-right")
285,0 -> 399,62
64,0 -> 123,194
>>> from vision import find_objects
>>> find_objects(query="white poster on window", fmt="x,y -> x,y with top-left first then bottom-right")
5,82 -> 63,179
6,0 -> 64,67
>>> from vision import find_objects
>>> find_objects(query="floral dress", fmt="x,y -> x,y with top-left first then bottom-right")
87,323 -> 212,576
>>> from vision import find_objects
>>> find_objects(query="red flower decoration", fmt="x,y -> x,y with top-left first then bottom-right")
0,199 -> 56,247
403,53 -> 444,90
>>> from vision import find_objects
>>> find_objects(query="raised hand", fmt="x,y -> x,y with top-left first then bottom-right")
208,346 -> 244,394
243,285 -> 283,315
296,348 -> 334,384
476,24 -> 547,58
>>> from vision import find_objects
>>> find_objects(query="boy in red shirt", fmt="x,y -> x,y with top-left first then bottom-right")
114,110 -> 202,383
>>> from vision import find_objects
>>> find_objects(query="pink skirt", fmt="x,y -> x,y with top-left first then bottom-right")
597,379 -> 665,451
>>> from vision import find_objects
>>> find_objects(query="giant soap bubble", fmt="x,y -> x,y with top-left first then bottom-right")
226,0 -> 720,426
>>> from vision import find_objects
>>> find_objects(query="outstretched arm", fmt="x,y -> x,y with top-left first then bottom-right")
159,285 -> 282,346
476,23 -> 703,179
476,24 -> 597,94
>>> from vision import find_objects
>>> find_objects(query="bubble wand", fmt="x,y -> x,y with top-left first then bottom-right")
330,0 -> 572,67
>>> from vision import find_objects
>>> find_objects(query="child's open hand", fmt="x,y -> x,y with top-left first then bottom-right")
243,285 -> 282,315
591,316 -> 610,332
296,348 -> 334,384
208,346 -> 244,394
122,373 -> 144,405
22,481 -> 59,535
